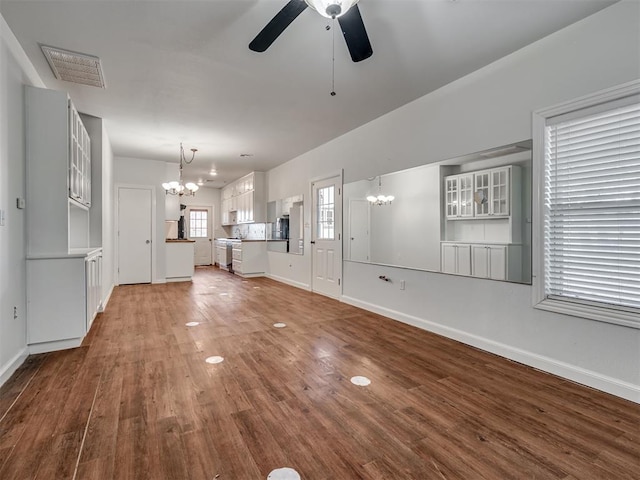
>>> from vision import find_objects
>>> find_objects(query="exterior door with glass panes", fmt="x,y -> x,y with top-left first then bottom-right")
311,175 -> 342,298
187,206 -> 213,265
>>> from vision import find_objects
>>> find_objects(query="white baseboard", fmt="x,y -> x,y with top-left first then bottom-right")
0,347 -> 29,388
98,283 -> 114,312
28,338 -> 82,355
341,295 -> 640,404
267,273 -> 311,291
166,277 -> 193,283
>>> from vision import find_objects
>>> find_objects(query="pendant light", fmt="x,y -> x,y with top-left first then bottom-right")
162,143 -> 199,196
367,176 -> 394,206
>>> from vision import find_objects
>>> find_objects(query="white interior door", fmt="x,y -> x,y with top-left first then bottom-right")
348,198 -> 370,262
117,187 -> 152,284
311,175 -> 342,298
187,206 -> 213,266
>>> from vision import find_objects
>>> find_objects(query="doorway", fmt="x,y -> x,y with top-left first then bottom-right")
311,174 -> 343,298
186,206 -> 213,266
116,186 -> 153,284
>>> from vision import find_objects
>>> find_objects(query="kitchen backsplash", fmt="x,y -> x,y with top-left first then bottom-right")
231,223 -> 267,240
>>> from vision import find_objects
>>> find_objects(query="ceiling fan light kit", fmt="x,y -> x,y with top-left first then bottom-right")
306,0 -> 360,19
249,0 -> 372,63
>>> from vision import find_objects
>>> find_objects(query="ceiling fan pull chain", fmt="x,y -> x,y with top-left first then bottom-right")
331,17 -> 336,96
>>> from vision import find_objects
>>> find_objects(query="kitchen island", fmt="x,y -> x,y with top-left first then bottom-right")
166,239 -> 195,282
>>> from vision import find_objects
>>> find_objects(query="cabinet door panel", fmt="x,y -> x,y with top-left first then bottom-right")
456,244 -> 471,276
471,245 -> 489,278
441,244 -> 457,273
488,245 -> 507,280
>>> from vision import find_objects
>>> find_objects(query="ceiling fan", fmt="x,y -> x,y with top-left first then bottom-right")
249,0 -> 373,63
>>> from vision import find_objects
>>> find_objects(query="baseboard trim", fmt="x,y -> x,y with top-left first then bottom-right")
267,274 -> 311,291
98,283 -> 114,312
341,295 -> 640,404
28,338 -> 82,355
0,347 -> 29,388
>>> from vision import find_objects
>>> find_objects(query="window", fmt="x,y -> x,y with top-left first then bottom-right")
533,81 -> 640,328
189,209 -> 208,238
316,185 -> 335,240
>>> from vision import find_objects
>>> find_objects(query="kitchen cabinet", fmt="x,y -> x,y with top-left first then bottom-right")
69,104 -> 91,207
232,241 -> 267,277
27,249 -> 102,353
444,166 -> 518,220
471,243 -> 522,282
26,86 -> 94,255
441,243 -> 471,276
474,166 -> 511,217
445,174 -> 474,219
221,172 -> 265,225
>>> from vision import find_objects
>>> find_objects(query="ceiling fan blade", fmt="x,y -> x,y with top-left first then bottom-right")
337,4 -> 372,63
249,0 -> 308,53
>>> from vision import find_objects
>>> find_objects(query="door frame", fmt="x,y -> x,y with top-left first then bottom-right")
114,184 -> 157,285
185,204 -> 214,265
310,170 -> 343,298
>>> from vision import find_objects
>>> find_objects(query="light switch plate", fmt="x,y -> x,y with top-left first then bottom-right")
16,197 -> 25,209
0,209 -> 5,226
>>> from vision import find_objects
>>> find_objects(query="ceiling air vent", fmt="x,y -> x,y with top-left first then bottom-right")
40,45 -> 106,88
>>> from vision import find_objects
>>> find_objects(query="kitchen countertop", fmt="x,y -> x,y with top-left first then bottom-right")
166,239 -> 195,243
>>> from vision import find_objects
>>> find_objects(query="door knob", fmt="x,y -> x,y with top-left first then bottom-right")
145,240 -> 150,244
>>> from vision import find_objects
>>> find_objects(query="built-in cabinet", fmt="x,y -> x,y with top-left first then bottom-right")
231,241 -> 267,277
441,243 -> 472,276
221,172 -> 265,225
442,164 -> 524,282
445,166 -> 513,220
445,173 -> 474,218
27,249 -> 102,353
25,86 -> 102,352
69,105 -> 91,207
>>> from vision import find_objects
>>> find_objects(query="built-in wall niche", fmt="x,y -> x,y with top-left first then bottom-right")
267,194 -> 304,255
343,140 -> 532,284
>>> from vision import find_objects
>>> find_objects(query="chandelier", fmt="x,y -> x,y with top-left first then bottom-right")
162,143 -> 199,196
367,176 -> 394,206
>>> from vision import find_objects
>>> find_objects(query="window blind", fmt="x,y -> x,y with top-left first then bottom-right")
544,102 -> 640,312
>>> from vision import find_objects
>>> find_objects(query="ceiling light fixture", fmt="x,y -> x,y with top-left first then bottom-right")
162,143 -> 199,196
305,0 -> 360,19
367,176 -> 394,206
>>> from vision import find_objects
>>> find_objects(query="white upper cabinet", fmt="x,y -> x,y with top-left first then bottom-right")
221,172 -> 265,225
68,105 -> 91,207
445,174 -> 474,219
445,166 -> 517,220
474,166 -> 510,217
25,86 -> 93,255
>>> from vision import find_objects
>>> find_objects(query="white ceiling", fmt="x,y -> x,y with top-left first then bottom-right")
1,0 -> 616,187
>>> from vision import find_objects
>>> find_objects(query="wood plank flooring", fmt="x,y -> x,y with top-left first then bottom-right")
0,266 -> 638,479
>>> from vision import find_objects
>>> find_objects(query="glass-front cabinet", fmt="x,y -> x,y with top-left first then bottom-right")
445,174 -> 474,219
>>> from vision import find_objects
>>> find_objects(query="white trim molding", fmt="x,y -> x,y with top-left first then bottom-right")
532,80 -> 640,329
0,347 -> 29,388
341,295 -> 640,403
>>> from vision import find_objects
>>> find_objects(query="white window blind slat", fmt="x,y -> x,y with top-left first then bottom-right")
544,101 -> 640,311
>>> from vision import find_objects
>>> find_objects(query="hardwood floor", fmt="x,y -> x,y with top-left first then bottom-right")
1,266 -> 638,479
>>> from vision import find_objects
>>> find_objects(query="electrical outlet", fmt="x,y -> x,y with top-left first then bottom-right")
13,306 -> 18,319
0,209 -> 5,226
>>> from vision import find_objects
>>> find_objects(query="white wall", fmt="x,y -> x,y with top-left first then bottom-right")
0,18 -> 28,382
266,1 -> 640,401
114,157 -> 223,280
